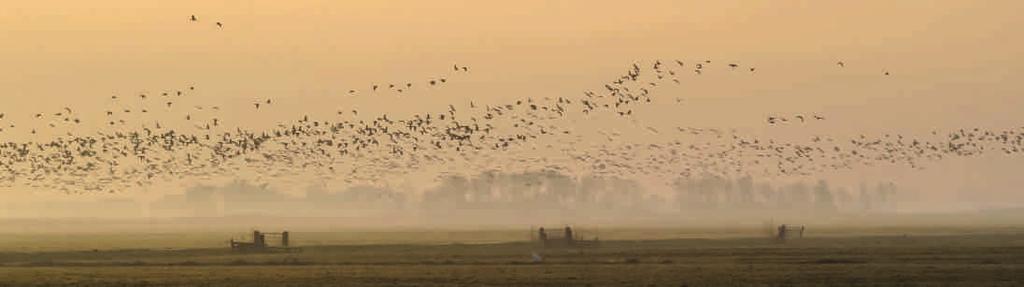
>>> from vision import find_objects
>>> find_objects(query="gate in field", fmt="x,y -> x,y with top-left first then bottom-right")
531,226 -> 600,248
230,230 -> 298,252
775,224 -> 806,241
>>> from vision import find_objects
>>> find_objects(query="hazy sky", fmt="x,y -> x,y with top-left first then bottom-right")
2,1 -> 1024,213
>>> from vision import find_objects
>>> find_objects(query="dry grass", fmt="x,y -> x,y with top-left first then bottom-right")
0,229 -> 1021,286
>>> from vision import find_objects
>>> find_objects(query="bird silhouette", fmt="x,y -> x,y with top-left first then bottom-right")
0,58 -> 1000,195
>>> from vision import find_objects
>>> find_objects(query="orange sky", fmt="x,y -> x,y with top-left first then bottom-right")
2,1 -> 1024,213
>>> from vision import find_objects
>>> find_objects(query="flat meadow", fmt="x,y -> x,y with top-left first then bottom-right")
0,226 -> 1022,286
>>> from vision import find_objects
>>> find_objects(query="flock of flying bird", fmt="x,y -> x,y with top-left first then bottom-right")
0,53 -> 1016,193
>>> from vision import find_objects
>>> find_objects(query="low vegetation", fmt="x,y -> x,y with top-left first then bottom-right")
0,228 -> 1021,286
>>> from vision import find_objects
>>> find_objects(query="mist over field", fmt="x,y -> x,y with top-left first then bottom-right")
2,1 -> 1024,286
4,171 -> 1021,235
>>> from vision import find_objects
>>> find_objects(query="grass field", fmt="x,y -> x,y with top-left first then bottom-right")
0,228 -> 1022,286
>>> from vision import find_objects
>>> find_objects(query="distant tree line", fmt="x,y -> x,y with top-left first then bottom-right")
151,172 -> 900,217
672,175 -> 898,213
419,171 -> 898,214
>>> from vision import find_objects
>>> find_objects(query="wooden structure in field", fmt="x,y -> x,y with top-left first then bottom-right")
230,230 -> 292,252
532,226 -> 600,248
775,224 -> 806,241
